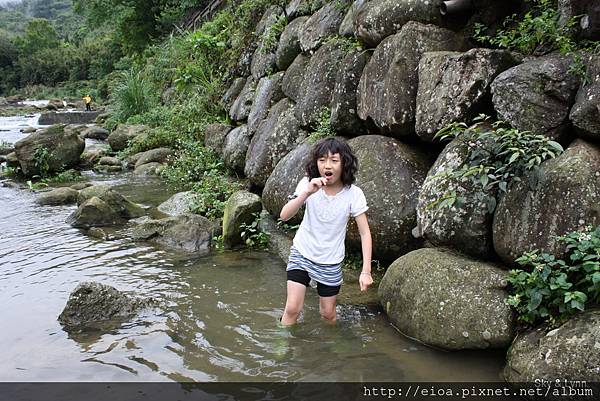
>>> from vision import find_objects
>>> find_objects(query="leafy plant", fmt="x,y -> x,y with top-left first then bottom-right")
308,108 -> 336,143
240,212 -> 269,248
276,219 -> 300,234
507,225 -> 600,327
42,169 -> 82,183
33,146 -> 51,177
110,67 -> 156,123
261,15 -> 287,54
432,115 -> 564,213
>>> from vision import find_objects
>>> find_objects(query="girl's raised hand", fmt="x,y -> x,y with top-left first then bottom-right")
305,177 -> 327,194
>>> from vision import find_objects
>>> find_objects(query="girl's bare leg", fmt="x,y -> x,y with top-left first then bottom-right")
282,281 -> 307,325
319,295 -> 337,323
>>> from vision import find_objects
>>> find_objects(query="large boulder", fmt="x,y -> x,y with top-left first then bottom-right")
204,124 -> 233,156
347,135 -> 430,261
491,54 -> 580,141
339,0 -> 366,37
379,248 -> 515,350
285,0 -> 322,18
416,134 -> 497,259
247,72 -> 285,135
493,139 -> 600,265
66,196 -> 125,228
262,140 -> 313,225
570,54 -> 600,143
58,282 -> 154,329
81,126 -> 109,140
331,48 -> 370,136
299,0 -> 350,53
245,98 -> 308,186
221,77 -> 246,110
250,5 -> 284,80
107,124 -> 148,152
229,78 -> 256,122
134,147 -> 173,168
295,40 -> 348,128
276,16 -> 308,70
415,49 -> 519,142
222,190 -> 263,247
36,187 -> 79,206
223,125 -> 252,174
131,214 -> 215,254
354,0 -> 442,48
77,185 -> 145,220
282,53 -> 310,102
157,191 -> 198,216
14,124 -> 85,177
133,162 -> 164,176
504,309 -> 600,384
357,22 -> 467,138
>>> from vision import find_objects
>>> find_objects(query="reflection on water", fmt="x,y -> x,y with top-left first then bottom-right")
0,115 -> 507,383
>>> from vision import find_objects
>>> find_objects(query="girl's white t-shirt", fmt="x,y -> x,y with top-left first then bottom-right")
292,177 -> 368,264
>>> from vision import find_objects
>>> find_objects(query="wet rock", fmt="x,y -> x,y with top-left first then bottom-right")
221,78 -> 246,110
66,196 -> 125,228
133,162 -> 164,176
505,309 -> 600,384
5,152 -> 18,168
36,187 -> 79,206
20,127 -> 36,134
14,124 -> 85,177
107,124 -> 148,152
134,147 -> 173,169
354,0 -> 442,48
347,135 -> 429,262
82,126 -> 109,140
70,182 -> 92,191
77,185 -> 145,220
204,124 -> 233,157
222,190 -> 263,247
416,48 -> 519,142
223,125 -> 252,174
570,54 -> 600,143
258,209 -> 293,262
493,139 -> 600,265
357,22 -> 467,138
58,282 -> 154,329
416,132 -> 497,259
251,5 -> 284,80
245,98 -> 308,187
379,248 -> 514,350
263,140 -> 313,225
131,214 -> 215,254
282,53 -> 310,103
0,144 -> 14,155
230,78 -> 256,122
339,0 -> 366,37
295,40 -> 347,128
276,16 -> 308,70
299,0 -> 350,53
158,191 -> 198,216
491,54 -> 580,140
247,72 -> 285,135
331,48 -> 370,136
97,156 -> 121,166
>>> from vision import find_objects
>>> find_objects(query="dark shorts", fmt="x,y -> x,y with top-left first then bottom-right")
287,269 -> 341,297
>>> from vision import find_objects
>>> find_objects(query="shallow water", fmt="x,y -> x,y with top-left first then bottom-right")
0,116 -> 507,382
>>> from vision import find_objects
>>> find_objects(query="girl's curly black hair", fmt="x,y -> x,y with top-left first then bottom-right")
305,138 -> 358,186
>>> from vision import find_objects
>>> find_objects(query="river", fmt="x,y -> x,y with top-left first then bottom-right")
0,113 -> 506,382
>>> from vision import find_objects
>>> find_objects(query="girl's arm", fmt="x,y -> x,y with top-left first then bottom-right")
279,177 -> 327,221
355,212 -> 373,291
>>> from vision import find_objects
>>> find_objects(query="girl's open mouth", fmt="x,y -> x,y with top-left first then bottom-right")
324,172 -> 333,180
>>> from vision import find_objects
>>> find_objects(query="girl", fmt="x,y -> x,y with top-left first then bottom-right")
279,138 -> 373,325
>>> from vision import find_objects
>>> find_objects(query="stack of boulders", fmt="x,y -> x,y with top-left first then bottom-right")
202,0 -> 600,384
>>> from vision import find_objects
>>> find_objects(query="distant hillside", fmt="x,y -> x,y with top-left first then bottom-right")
0,0 -> 81,38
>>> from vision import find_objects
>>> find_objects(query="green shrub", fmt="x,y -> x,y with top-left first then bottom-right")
507,225 -> 600,327
190,170 -> 242,219
432,115 -> 564,212
308,108 -> 335,143
110,67 -> 156,123
33,146 -> 51,177
240,212 -> 269,248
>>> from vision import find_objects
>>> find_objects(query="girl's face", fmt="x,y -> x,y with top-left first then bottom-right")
317,151 -> 342,186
